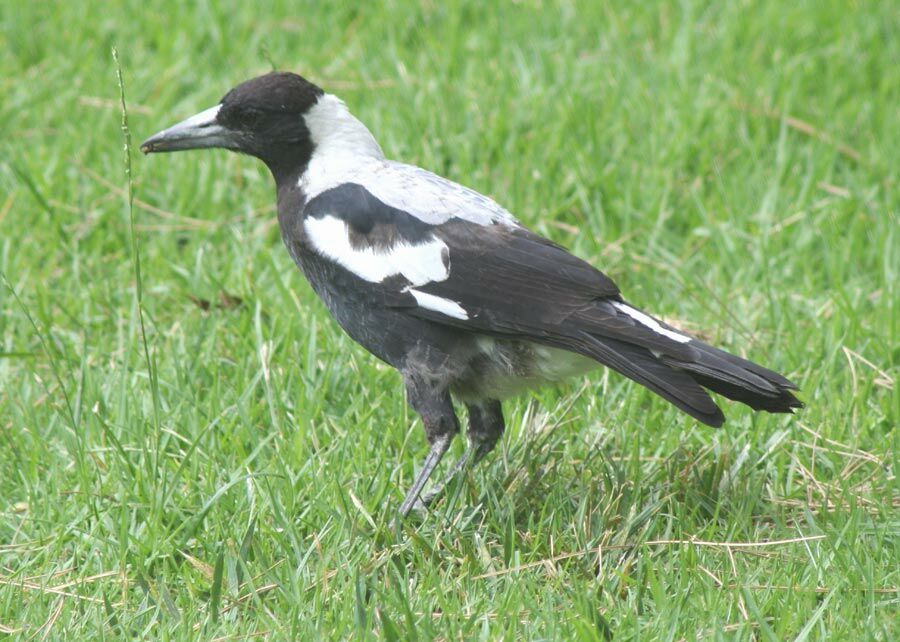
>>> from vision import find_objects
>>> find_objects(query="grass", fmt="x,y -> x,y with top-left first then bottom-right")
1,0 -> 897,639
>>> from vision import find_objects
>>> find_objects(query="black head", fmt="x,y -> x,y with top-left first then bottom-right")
141,72 -> 324,182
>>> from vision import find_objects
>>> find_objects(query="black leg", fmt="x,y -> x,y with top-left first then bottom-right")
419,399 -> 505,507
466,399 -> 505,465
398,373 -> 460,517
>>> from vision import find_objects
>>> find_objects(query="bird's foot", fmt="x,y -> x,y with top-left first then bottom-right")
403,441 -> 495,515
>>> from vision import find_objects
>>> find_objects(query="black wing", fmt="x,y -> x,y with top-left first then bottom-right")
406,220 -> 700,360
398,219 -> 738,424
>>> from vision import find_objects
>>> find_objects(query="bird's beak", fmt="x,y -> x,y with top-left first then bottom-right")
141,105 -> 233,154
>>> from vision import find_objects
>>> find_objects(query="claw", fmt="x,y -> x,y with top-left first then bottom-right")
417,438 -> 499,508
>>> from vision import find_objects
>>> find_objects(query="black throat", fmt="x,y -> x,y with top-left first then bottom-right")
276,170 -> 308,221
258,137 -> 315,192
274,159 -> 311,270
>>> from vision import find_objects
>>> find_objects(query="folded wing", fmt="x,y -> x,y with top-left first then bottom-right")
302,181 -> 801,426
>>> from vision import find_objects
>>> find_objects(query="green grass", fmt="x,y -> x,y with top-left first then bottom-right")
1,0 -> 897,639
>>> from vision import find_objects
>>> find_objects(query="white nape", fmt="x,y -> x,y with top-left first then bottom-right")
299,96 -> 519,228
303,94 -> 385,160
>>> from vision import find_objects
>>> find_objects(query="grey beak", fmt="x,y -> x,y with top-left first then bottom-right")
141,104 -> 233,154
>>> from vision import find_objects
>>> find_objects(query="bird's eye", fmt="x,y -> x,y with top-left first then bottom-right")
219,105 -> 265,130
237,107 -> 264,127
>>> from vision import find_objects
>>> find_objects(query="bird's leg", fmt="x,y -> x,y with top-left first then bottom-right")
466,399 -> 505,466
419,399 -> 505,507
398,433 -> 454,517
399,374 -> 459,517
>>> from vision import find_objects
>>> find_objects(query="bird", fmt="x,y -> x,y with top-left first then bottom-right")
142,71 -> 802,516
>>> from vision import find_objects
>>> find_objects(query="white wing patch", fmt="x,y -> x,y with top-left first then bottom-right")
612,302 -> 692,344
407,289 -> 468,320
304,215 -> 450,286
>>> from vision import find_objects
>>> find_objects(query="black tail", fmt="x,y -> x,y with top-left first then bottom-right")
561,302 -> 803,427
661,341 -> 802,416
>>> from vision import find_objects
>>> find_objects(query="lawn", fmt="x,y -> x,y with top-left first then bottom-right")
1,0 -> 897,639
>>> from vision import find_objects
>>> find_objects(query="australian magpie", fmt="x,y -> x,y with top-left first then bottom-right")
142,71 -> 802,516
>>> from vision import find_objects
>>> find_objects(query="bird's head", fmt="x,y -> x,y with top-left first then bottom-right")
141,72 -> 327,182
